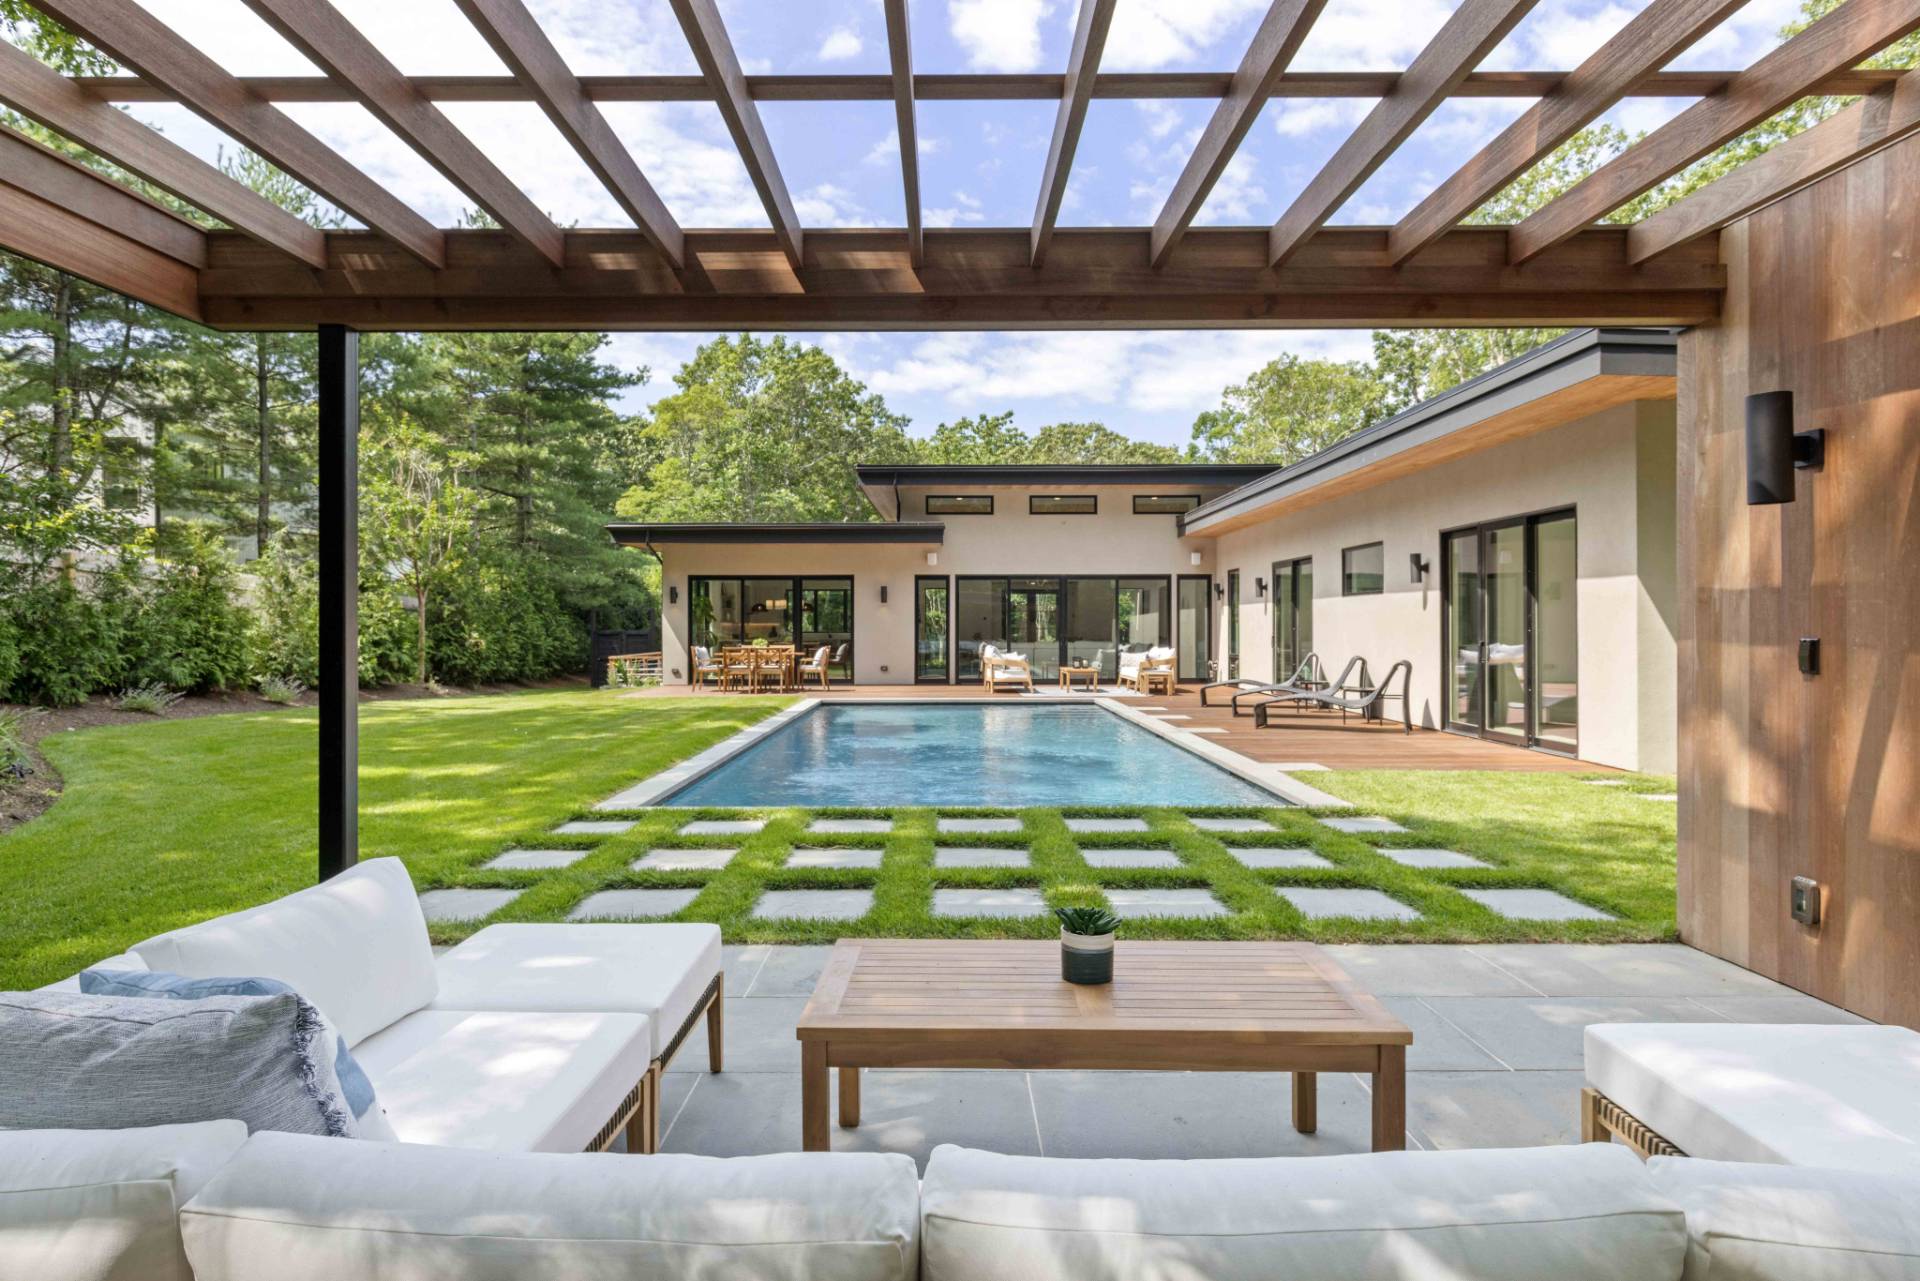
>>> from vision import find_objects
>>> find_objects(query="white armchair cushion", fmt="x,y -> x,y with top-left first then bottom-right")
0,1121 -> 246,1281
130,858 -> 436,1048
180,1133 -> 922,1281
1648,1157 -> 1920,1281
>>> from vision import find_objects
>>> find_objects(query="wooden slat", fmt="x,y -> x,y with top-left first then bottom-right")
451,0 -> 682,269
1510,0 -> 1920,263
0,127 -> 206,265
240,0 -> 566,267
667,0 -> 804,272
1387,0 -> 1751,266
882,0 -> 922,266
1149,0 -> 1328,269
1031,0 -> 1117,267
0,40 -> 325,267
1268,0 -> 1538,268
1628,68 -> 1920,261
0,178 -> 201,318
34,0 -> 445,269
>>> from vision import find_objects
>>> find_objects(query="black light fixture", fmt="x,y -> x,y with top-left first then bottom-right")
1409,553 -> 1429,582
1746,390 -> 1824,505
1254,576 -> 1267,597
879,584 -> 889,604
1214,582 -> 1225,600
668,585 -> 678,605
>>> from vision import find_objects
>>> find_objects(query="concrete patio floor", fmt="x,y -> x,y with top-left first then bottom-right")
658,943 -> 1864,1169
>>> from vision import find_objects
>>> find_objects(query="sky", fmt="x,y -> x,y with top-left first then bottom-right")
95,0 -> 1806,446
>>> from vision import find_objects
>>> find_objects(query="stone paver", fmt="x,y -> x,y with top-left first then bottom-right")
631,847 -> 738,872
1105,888 -> 1229,918
1583,779 -> 1626,787
679,819 -> 766,836
554,819 -> 633,835
1320,816 -> 1408,835
1377,847 -> 1490,870
932,888 -> 1048,918
417,888 -> 520,922
1462,888 -> 1612,921
568,888 -> 699,920
1277,887 -> 1420,921
934,847 -> 1030,868
1463,943 -> 1783,997
1190,816 -> 1275,833
1639,794 -> 1678,802
1227,847 -> 1332,869
1064,817 -> 1149,833
787,847 -> 885,870
482,848 -> 587,871
808,818 -> 893,834
937,817 -> 1022,834
752,889 -> 874,921
1079,848 -> 1182,869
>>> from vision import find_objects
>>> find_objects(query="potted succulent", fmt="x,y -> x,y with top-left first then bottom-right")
1055,906 -> 1120,985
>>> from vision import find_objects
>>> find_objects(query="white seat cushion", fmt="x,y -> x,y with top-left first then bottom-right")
130,858 -> 435,1048
0,1121 -> 247,1281
1649,1157 -> 1920,1280
180,1132 -> 919,1281
1586,1023 -> 1920,1174
920,1142 -> 1686,1281
432,923 -> 721,1061
37,951 -> 149,993
353,1009 -> 651,1153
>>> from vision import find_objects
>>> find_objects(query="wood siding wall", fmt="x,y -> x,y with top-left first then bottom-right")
1677,130 -> 1920,1028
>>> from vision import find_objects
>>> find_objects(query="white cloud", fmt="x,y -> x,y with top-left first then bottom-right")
1291,0 -> 1454,70
818,27 -> 864,61
926,190 -> 986,227
1268,99 -> 1369,139
793,182 -> 870,226
948,0 -> 1056,71
1103,0 -> 1269,70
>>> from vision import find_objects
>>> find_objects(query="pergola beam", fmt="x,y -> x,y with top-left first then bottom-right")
0,40 -> 326,267
882,0 -> 922,266
1510,0 -> 1920,264
34,0 -> 446,269
240,0 -> 566,268
1151,0 -> 1328,269
1628,67 -> 1920,261
0,126 -> 207,266
1031,0 -> 1117,268
668,0 -> 804,272
1387,0 -> 1751,266
451,0 -> 683,269
1267,0 -> 1537,268
0,165 -> 203,317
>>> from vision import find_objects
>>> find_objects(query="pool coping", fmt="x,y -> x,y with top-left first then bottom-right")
594,697 -> 1353,811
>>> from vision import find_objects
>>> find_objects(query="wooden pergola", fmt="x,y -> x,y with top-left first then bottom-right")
1,0 -> 1916,877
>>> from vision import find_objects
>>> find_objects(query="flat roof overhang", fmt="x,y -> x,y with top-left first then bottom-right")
1180,328 -> 1679,538
855,462 -> 1279,520
607,521 -> 946,547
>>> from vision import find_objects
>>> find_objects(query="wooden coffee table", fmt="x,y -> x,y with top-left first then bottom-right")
796,939 -> 1412,1152
1058,664 -> 1100,691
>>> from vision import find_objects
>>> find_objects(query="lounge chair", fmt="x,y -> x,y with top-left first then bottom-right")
1257,659 -> 1412,733
1216,653 -> 1332,716
796,645 -> 832,690
979,643 -> 1033,693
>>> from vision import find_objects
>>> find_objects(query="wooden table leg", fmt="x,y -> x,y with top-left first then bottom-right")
802,1042 -> 830,1151
839,1065 -> 861,1129
707,974 -> 724,1072
1371,1044 -> 1406,1151
1291,1070 -> 1317,1134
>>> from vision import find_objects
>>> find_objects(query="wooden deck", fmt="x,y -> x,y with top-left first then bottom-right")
627,681 -> 1606,772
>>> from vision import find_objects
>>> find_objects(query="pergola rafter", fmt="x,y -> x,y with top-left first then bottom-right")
882,0 -> 923,267
1031,0 -> 1117,268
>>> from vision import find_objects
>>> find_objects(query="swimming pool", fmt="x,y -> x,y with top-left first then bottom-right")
659,703 -> 1287,808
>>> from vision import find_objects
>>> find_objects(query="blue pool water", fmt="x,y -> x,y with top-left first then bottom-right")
662,703 -> 1284,807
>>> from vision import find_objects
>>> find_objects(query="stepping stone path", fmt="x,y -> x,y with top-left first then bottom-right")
1320,816 -> 1408,835
808,818 -> 893,834
1277,887 -> 1420,921
483,849 -> 587,871
934,847 -> 1030,868
631,848 -> 737,871
1376,847 -> 1489,870
1583,779 -> 1626,787
938,817 -> 1022,834
1461,888 -> 1613,921
678,819 -> 766,836
751,889 -> 873,921
417,888 -> 520,923
1638,794 -> 1678,802
1079,848 -> 1181,869
1064,817 -> 1148,833
570,888 -> 699,921
788,847 -> 885,870
554,819 -> 634,835
1227,847 -> 1331,870
932,888 -> 1048,919
1190,816 -> 1275,833
1106,889 -> 1228,918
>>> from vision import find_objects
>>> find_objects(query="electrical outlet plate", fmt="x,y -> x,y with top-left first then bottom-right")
1790,875 -> 1821,926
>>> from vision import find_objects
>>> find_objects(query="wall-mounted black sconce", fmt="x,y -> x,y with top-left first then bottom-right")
1409,553 -> 1429,583
1746,390 -> 1824,505
1214,582 -> 1225,600
668,585 -> 678,605
1254,577 -> 1267,597
879,585 -> 889,604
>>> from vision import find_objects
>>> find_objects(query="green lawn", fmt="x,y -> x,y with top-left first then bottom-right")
0,689 -> 1678,990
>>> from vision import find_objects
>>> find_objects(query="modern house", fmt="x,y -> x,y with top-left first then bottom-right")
611,328 -> 1680,773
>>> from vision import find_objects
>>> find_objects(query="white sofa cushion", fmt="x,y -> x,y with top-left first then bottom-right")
352,1009 -> 651,1152
180,1131 -> 921,1281
920,1142 -> 1686,1281
432,923 -> 721,1060
1586,1023 -> 1920,1174
1649,1157 -> 1920,1280
37,950 -> 149,993
0,1121 -> 246,1281
130,858 -> 436,1048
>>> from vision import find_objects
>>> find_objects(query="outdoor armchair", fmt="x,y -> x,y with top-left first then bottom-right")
797,646 -> 832,690
690,645 -> 723,689
979,643 -> 1034,694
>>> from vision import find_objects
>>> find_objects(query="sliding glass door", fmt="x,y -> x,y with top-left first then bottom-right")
1007,578 -> 1062,681
1177,576 -> 1212,681
1226,570 -> 1240,679
953,575 -> 1174,683
1271,557 -> 1312,683
915,577 -> 949,683
1532,514 -> 1579,753
1441,509 -> 1578,755
690,576 -> 853,657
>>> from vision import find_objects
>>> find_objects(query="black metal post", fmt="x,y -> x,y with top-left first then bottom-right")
317,324 -> 359,882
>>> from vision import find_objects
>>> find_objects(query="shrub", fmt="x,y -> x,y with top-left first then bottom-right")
257,674 -> 306,705
115,681 -> 184,715
248,542 -> 416,689
0,707 -> 32,778
122,526 -> 252,693
0,613 -> 20,698
426,552 -> 587,687
0,575 -> 128,707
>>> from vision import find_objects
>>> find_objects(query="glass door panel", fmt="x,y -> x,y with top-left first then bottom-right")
1533,514 -> 1579,752
954,578 -> 1006,682
1177,577 -> 1211,681
915,577 -> 949,682
1065,578 -> 1117,676
799,578 -> 852,666
1117,577 -> 1170,675
1226,570 -> 1240,679
1008,577 -> 1061,680
1444,531 -> 1482,731
1271,557 -> 1312,682
742,578 -> 793,644
1484,524 -> 1528,744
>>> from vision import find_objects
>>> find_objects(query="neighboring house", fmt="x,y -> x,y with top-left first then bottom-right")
95,421 -> 310,562
611,328 -> 1679,773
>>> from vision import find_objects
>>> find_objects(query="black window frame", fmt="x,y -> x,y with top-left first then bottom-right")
925,494 -> 993,515
1342,542 -> 1386,597
914,575 -> 951,684
1132,494 -> 1201,515
1028,494 -> 1098,516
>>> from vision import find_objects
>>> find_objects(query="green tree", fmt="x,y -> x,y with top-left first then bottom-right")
1188,355 -> 1392,464
914,411 -> 1032,464
360,425 -> 474,686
